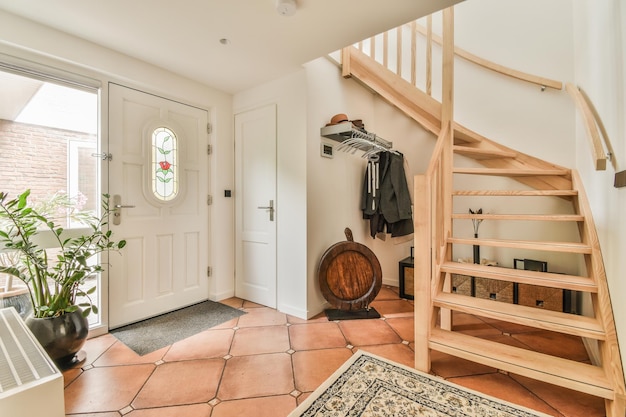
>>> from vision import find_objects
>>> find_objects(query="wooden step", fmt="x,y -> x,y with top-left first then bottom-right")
441,261 -> 598,293
448,237 -> 592,254
453,145 -> 516,160
434,291 -> 605,339
452,213 -> 584,222
454,167 -> 571,177
453,189 -> 578,197
429,328 -> 614,399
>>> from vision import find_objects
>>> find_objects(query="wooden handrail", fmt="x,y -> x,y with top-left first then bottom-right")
566,83 -> 607,171
351,14 -> 563,95
412,23 -> 563,91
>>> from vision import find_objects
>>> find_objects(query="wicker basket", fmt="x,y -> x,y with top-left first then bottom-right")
475,277 -> 514,303
517,284 -> 563,312
451,274 -> 472,296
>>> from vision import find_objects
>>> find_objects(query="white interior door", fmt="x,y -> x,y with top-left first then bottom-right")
235,104 -> 277,308
108,83 -> 210,328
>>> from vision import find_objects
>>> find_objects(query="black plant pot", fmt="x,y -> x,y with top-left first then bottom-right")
25,308 -> 89,368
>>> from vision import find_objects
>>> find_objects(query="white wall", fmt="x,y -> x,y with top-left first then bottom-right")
573,0 -> 626,369
0,10 -> 235,328
233,71 -> 309,318
452,0 -> 576,168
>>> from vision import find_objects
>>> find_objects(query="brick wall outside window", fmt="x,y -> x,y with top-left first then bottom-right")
0,119 -> 97,212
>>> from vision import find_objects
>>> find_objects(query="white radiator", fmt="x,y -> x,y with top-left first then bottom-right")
0,307 -> 65,417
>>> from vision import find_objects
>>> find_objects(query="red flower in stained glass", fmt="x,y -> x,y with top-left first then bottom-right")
159,161 -> 171,170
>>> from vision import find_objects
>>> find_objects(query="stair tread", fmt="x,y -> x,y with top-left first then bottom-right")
434,291 -> 604,339
429,328 -> 614,399
448,237 -> 592,254
441,261 -> 597,292
453,145 -> 516,160
452,213 -> 584,222
453,190 -> 578,196
454,167 -> 570,176
453,124 -> 483,144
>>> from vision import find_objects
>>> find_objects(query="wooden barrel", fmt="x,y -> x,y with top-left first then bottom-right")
317,228 -> 382,310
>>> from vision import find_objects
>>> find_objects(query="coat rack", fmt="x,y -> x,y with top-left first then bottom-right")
321,123 -> 393,157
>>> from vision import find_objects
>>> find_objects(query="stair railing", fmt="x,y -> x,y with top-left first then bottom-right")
414,123 -> 450,372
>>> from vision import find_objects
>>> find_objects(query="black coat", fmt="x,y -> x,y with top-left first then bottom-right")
361,152 -> 413,238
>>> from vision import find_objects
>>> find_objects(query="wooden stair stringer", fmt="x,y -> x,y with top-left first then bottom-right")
572,171 -> 626,403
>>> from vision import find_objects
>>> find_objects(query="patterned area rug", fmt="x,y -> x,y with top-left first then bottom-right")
289,351 -> 550,417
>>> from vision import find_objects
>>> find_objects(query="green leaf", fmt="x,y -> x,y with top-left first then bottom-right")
17,190 -> 31,209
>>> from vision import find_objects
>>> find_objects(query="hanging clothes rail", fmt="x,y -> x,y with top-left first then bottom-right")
321,123 -> 394,157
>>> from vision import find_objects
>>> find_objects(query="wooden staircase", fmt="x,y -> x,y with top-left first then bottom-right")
431,169 -> 625,414
338,14 -> 626,416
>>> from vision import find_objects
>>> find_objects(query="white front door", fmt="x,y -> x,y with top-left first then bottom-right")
235,104 -> 277,308
108,83 -> 210,328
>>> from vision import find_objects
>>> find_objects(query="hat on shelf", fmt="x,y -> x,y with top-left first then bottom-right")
325,113 -> 350,126
325,113 -> 366,130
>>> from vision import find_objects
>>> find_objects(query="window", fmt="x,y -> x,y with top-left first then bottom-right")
151,127 -> 178,201
0,65 -> 101,325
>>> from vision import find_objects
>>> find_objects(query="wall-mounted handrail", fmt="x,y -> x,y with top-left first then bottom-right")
565,83 -> 609,171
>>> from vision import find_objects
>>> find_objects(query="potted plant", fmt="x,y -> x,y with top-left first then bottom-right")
0,190 -> 125,366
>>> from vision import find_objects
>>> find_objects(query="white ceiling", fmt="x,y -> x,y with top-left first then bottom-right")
0,0 -> 462,93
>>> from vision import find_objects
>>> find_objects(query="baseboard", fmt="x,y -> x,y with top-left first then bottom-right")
211,289 -> 235,302
383,277 -> 398,287
277,303 -> 308,320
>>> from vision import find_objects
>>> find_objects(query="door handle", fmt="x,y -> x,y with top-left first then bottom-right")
257,200 -> 274,221
112,195 -> 135,225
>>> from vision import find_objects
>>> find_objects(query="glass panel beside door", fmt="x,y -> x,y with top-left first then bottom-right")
0,67 -> 102,326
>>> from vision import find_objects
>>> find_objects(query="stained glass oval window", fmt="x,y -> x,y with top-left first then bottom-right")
152,127 -> 178,201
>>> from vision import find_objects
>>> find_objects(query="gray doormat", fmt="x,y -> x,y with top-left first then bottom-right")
110,300 -> 246,355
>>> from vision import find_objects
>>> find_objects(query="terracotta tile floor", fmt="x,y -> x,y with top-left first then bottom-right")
63,286 -> 605,417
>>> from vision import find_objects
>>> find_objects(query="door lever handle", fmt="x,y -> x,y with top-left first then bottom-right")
257,200 -> 274,221
112,195 -> 135,225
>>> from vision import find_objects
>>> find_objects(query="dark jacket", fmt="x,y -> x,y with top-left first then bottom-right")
361,152 -> 413,238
